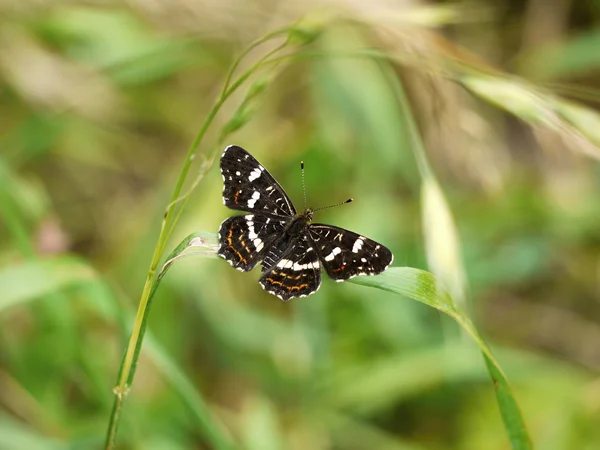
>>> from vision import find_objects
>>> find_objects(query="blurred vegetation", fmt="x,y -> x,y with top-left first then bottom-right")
2,1 -> 600,449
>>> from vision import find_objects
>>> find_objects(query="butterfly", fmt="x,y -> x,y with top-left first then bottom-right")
217,145 -> 393,301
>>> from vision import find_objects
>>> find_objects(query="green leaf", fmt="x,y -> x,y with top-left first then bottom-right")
351,268 -> 532,450
0,257 -> 96,312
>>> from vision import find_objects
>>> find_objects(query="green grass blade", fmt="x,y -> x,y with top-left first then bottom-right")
0,413 -> 68,450
351,268 -> 532,450
0,257 -> 96,312
484,357 -> 532,450
142,334 -> 237,450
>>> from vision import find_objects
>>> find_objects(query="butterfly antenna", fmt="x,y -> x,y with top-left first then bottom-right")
301,160 -> 307,209
313,197 -> 353,212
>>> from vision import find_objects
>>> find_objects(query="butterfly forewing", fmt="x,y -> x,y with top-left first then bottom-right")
259,235 -> 322,301
308,224 -> 393,281
218,214 -> 287,271
220,145 -> 296,218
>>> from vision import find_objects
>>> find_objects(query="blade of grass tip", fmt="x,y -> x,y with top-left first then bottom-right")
350,269 -> 532,449
484,357 -> 533,450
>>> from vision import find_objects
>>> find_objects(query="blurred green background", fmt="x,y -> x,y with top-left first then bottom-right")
1,1 -> 600,449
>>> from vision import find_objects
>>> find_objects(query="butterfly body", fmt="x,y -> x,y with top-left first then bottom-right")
218,145 -> 393,301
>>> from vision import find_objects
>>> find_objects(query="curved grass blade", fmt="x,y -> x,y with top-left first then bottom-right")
351,268 -> 532,450
0,256 -> 96,313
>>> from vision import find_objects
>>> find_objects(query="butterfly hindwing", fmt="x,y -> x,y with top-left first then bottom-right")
220,145 -> 296,217
259,235 -> 322,301
308,224 -> 393,281
218,214 -> 287,271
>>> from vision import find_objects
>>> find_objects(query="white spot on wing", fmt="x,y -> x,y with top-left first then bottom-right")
235,171 -> 241,176
248,167 -> 262,181
352,237 -> 364,253
324,247 -> 341,261
247,220 -> 258,240
247,191 -> 260,208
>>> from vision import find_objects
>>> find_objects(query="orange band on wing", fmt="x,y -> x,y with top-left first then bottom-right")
227,226 -> 248,264
264,277 -> 309,291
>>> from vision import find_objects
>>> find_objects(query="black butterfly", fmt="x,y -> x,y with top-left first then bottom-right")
218,145 -> 393,301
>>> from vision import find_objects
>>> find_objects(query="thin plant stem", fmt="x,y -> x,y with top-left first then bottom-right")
220,28 -> 290,96
104,32 -> 297,450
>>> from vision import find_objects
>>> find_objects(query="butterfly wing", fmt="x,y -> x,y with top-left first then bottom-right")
218,214 -> 287,271
308,224 -> 393,281
259,234 -> 322,301
220,145 -> 296,218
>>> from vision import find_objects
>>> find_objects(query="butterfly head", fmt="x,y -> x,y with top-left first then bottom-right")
301,208 -> 314,223
286,208 -> 314,238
